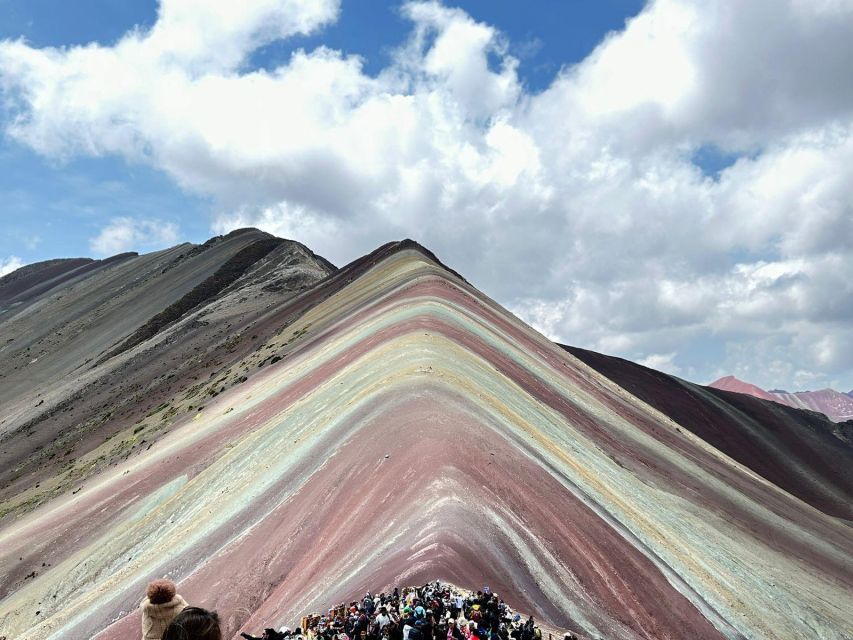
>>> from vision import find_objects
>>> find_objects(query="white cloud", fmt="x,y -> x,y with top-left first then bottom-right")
0,256 -> 24,277
1,0 -> 852,391
637,352 -> 682,376
89,217 -> 180,256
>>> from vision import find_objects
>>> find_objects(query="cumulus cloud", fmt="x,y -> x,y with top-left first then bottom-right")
0,256 -> 24,278
1,0 -> 852,390
89,217 -> 180,256
637,353 -> 682,376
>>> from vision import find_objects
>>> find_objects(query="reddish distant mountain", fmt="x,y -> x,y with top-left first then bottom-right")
709,376 -> 853,422
708,375 -> 777,402
770,389 -> 853,422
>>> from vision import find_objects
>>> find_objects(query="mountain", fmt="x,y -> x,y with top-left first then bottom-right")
708,376 -> 853,422
567,349 -> 853,516
1,235 -> 851,640
769,389 -> 853,422
707,375 -> 778,402
0,228 -> 334,515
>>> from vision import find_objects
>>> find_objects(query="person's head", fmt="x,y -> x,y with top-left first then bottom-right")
147,579 -> 178,604
448,620 -> 456,627
161,607 -> 222,640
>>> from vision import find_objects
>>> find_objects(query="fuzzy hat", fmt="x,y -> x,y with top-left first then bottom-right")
146,579 -> 177,605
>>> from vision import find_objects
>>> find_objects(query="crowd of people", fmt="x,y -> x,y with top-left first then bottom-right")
140,579 -> 580,640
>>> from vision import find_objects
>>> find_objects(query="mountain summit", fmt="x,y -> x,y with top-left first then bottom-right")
707,375 -> 778,402
709,375 -> 853,422
0,234 -> 851,640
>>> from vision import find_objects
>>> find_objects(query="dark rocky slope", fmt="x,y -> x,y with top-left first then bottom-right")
0,231 -> 334,517
562,345 -> 853,520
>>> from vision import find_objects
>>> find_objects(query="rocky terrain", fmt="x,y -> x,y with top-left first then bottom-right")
0,234 -> 850,640
709,375 -> 853,422
0,229 -> 334,519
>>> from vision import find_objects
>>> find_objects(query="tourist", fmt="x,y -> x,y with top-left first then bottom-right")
447,619 -> 463,640
375,605 -> 393,632
162,606 -> 222,640
283,582 -> 544,640
140,579 -> 187,640
241,629 -> 287,640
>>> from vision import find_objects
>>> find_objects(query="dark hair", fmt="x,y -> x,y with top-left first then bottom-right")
162,606 -> 222,640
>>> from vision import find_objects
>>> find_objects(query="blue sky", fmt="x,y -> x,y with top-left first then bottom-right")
0,0 -> 851,392
0,0 -> 644,263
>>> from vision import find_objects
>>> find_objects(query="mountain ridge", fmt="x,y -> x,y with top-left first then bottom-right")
709,374 -> 853,422
0,232 -> 851,640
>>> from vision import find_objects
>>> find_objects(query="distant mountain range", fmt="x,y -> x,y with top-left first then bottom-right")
709,375 -> 853,422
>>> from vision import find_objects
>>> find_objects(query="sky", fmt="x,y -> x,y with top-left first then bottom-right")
0,0 -> 851,392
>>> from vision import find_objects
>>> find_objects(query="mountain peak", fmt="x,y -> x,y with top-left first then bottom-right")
708,375 -> 778,402
709,375 -> 853,422
0,239 -> 850,640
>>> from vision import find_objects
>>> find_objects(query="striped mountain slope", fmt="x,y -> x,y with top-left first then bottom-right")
0,240 -> 850,640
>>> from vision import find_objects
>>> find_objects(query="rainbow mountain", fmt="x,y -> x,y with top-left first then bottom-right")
0,235 -> 851,640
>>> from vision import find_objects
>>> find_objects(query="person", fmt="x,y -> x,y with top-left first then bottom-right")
140,579 -> 188,640
452,595 -> 464,620
402,618 -> 414,640
463,621 -> 478,640
162,606 -> 222,640
375,606 -> 392,632
520,618 -> 534,640
409,619 -> 425,640
447,619 -> 464,640
241,630 -> 285,640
